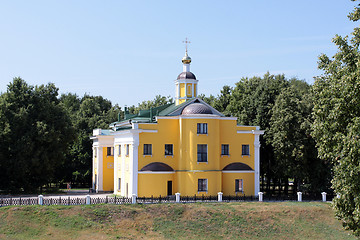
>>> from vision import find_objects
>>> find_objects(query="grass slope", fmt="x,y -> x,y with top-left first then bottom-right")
0,202 -> 354,240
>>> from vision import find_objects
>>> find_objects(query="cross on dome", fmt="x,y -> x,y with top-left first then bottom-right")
182,37 -> 192,64
182,37 -> 191,53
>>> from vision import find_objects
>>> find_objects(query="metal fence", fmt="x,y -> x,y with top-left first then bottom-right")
0,192 -> 335,207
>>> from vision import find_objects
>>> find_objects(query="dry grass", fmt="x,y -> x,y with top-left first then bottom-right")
0,202 -> 355,239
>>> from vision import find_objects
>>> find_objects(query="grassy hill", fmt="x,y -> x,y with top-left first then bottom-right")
0,201 -> 355,239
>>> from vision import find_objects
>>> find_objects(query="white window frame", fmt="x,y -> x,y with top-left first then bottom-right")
143,144 -> 152,156
221,144 -> 230,156
235,179 -> 243,193
197,144 -> 208,163
197,123 -> 208,134
242,144 -> 250,156
198,179 -> 208,192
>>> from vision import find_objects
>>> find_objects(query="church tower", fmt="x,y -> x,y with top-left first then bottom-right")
175,39 -> 198,105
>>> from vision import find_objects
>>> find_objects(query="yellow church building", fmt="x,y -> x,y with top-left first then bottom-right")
91,49 -> 264,197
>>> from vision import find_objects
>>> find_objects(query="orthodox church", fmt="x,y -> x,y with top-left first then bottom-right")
91,47 -> 264,197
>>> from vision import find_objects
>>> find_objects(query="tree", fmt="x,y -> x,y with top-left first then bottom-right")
128,95 -> 173,114
227,73 -> 289,194
199,85 -> 233,116
0,78 -> 74,192
312,1 -> 360,235
268,85 -> 331,194
59,93 -> 120,187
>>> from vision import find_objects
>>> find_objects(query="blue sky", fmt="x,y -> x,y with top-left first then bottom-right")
0,1 -> 358,106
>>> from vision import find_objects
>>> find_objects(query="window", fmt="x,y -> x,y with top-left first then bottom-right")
126,144 -> 129,156
197,144 -> 207,162
197,123 -> 208,134
235,179 -> 243,193
165,144 -> 173,156
118,145 -> 121,156
143,144 -> 152,155
242,144 -> 250,156
107,147 -> 114,156
198,179 -> 208,192
94,148 -> 97,158
221,144 -> 229,156
118,178 -> 121,191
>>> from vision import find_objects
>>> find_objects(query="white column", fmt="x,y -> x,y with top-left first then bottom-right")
183,63 -> 190,72
175,192 -> 181,203
185,83 -> 187,99
129,135 -> 139,197
38,195 -> 44,205
218,192 -> 223,202
113,145 -> 118,194
322,192 -> 327,202
86,195 -> 91,205
258,192 -> 263,202
254,135 -> 261,197
297,192 -> 302,202
132,194 -> 137,204
121,144 -> 125,196
192,83 -> 195,98
97,147 -> 103,192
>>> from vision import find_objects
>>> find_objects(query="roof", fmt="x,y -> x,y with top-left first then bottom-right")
177,72 -> 196,80
110,98 -> 225,130
182,102 -> 213,115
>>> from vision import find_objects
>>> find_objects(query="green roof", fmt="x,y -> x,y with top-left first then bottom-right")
158,100 -> 190,116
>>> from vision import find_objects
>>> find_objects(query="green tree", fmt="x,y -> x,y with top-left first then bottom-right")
0,78 -> 74,192
227,73 -> 289,193
59,93 -> 120,187
312,1 -> 360,235
128,95 -> 173,114
212,85 -> 232,116
269,85 -> 331,194
199,86 -> 233,116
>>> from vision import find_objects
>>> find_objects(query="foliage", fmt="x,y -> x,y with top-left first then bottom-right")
268,85 -> 331,193
227,73 -> 288,190
312,0 -> 360,235
199,85 -> 232,116
0,78 -> 74,192
59,93 -> 120,186
128,95 -> 173,114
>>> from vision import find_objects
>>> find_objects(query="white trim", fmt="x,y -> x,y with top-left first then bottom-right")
222,170 -> 255,173
113,145 -> 118,194
130,134 -> 139,197
138,171 -> 175,174
252,130 -> 265,135
97,147 -> 103,192
174,79 -> 198,84
121,144 -> 125,196
112,129 -> 158,136
237,130 -> 253,134
254,133 -> 261,197
237,130 -> 265,135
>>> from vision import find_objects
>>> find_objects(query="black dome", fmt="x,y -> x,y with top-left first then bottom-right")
223,162 -> 253,171
177,72 -> 196,80
140,162 -> 174,172
182,103 -> 213,115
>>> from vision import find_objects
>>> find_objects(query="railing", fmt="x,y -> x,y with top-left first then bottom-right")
0,192 -> 335,207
